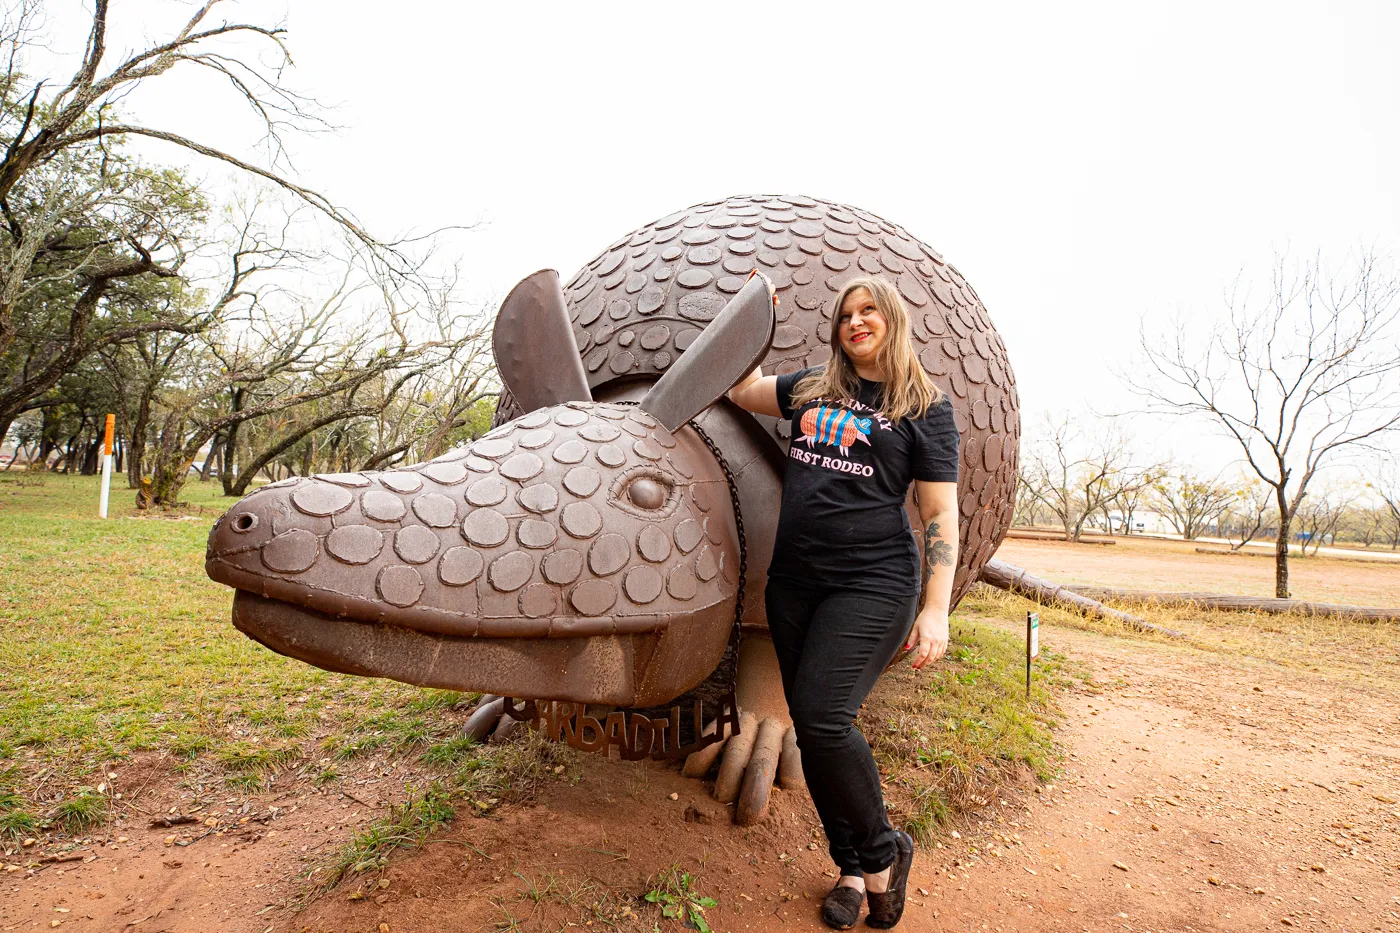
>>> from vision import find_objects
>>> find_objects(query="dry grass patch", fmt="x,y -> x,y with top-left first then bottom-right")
963,584 -> 1400,690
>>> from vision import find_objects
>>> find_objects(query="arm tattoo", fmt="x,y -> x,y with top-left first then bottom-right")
922,520 -> 955,590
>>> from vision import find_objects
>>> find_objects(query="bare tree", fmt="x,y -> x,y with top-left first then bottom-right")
1339,501 -> 1387,548
1220,478 -> 1273,551
0,0 -> 409,442
1294,485 -> 1354,557
356,334 -> 497,471
1371,462 -> 1400,551
1130,252 -> 1400,596
1012,484 -> 1050,528
1108,481 -> 1151,536
1018,413 -> 1154,541
95,290 -> 199,488
1150,467 -> 1234,540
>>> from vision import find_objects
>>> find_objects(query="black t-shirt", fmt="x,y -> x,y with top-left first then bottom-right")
769,368 -> 960,595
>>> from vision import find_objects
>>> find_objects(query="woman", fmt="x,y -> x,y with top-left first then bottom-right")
727,275 -> 960,930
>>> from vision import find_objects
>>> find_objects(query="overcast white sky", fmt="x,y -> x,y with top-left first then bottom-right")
43,0 -> 1400,475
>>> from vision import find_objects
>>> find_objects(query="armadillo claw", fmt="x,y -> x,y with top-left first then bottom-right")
488,714 -> 521,744
735,716 -> 786,825
681,727 -> 728,778
713,711 -> 759,803
462,695 -> 505,742
777,725 -> 804,789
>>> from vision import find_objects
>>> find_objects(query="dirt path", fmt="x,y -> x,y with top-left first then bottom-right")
6,622 -> 1399,933
923,624 -> 1400,933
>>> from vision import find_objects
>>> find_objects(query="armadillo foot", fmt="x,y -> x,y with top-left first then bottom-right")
462,694 -> 504,743
687,634 -> 797,823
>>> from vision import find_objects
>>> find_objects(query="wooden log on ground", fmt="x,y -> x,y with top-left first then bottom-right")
1060,585 -> 1400,621
1194,547 -> 1400,566
1005,530 -> 1116,545
978,558 -> 1185,638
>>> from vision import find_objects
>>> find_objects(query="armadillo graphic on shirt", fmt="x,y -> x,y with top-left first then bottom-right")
798,405 -> 874,456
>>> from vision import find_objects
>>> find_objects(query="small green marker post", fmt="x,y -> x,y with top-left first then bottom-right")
1026,610 -> 1040,699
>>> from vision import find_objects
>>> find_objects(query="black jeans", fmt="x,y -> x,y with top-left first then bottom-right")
765,578 -> 918,876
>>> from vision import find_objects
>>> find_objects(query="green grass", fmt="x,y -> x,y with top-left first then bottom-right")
0,476 -> 471,822
418,735 -> 480,767
643,865 -> 719,933
50,786 -> 107,832
321,782 -> 458,888
0,809 -> 39,838
866,617 -> 1076,846
318,729 -> 576,894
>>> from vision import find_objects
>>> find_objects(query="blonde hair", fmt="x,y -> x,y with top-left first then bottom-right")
790,276 -> 943,423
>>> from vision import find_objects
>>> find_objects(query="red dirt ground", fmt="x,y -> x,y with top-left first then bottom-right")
995,537 -> 1400,608
7,618 -> 1397,933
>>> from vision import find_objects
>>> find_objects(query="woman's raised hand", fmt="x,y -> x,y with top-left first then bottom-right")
747,269 -> 779,309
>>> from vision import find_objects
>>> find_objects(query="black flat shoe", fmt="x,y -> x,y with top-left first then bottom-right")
822,881 -> 865,930
865,830 -> 913,929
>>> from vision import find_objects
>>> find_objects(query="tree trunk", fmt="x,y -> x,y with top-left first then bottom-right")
219,391 -> 246,496
219,422 -> 240,495
148,462 -> 193,507
62,429 -> 83,473
145,411 -> 204,508
127,387 -> 154,489
149,434 -> 200,507
199,432 -> 221,482
81,438 -> 101,475
1274,505 -> 1292,599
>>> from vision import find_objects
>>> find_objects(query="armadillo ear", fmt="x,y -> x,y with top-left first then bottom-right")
492,270 -> 593,411
639,275 -> 775,432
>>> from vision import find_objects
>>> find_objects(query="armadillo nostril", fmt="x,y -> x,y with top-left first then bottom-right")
627,478 -> 667,510
232,513 -> 258,533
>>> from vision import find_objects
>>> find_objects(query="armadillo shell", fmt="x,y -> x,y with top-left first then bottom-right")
498,194 -> 1020,611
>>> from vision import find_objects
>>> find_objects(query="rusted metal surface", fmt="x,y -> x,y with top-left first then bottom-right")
209,194 -> 1021,737
500,691 -> 740,762
638,273 -> 774,432
497,194 -> 1022,608
493,269 -> 592,412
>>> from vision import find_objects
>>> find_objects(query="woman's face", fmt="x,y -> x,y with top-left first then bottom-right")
836,287 -> 888,367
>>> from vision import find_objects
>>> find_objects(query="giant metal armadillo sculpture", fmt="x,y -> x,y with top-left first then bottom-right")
206,194 -> 1020,823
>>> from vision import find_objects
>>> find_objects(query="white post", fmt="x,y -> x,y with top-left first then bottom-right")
99,413 -> 114,518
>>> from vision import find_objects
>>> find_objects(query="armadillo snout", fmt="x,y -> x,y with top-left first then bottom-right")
206,401 -> 739,705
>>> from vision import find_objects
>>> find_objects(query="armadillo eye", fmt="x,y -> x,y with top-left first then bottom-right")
611,467 -> 679,519
627,478 -> 667,510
